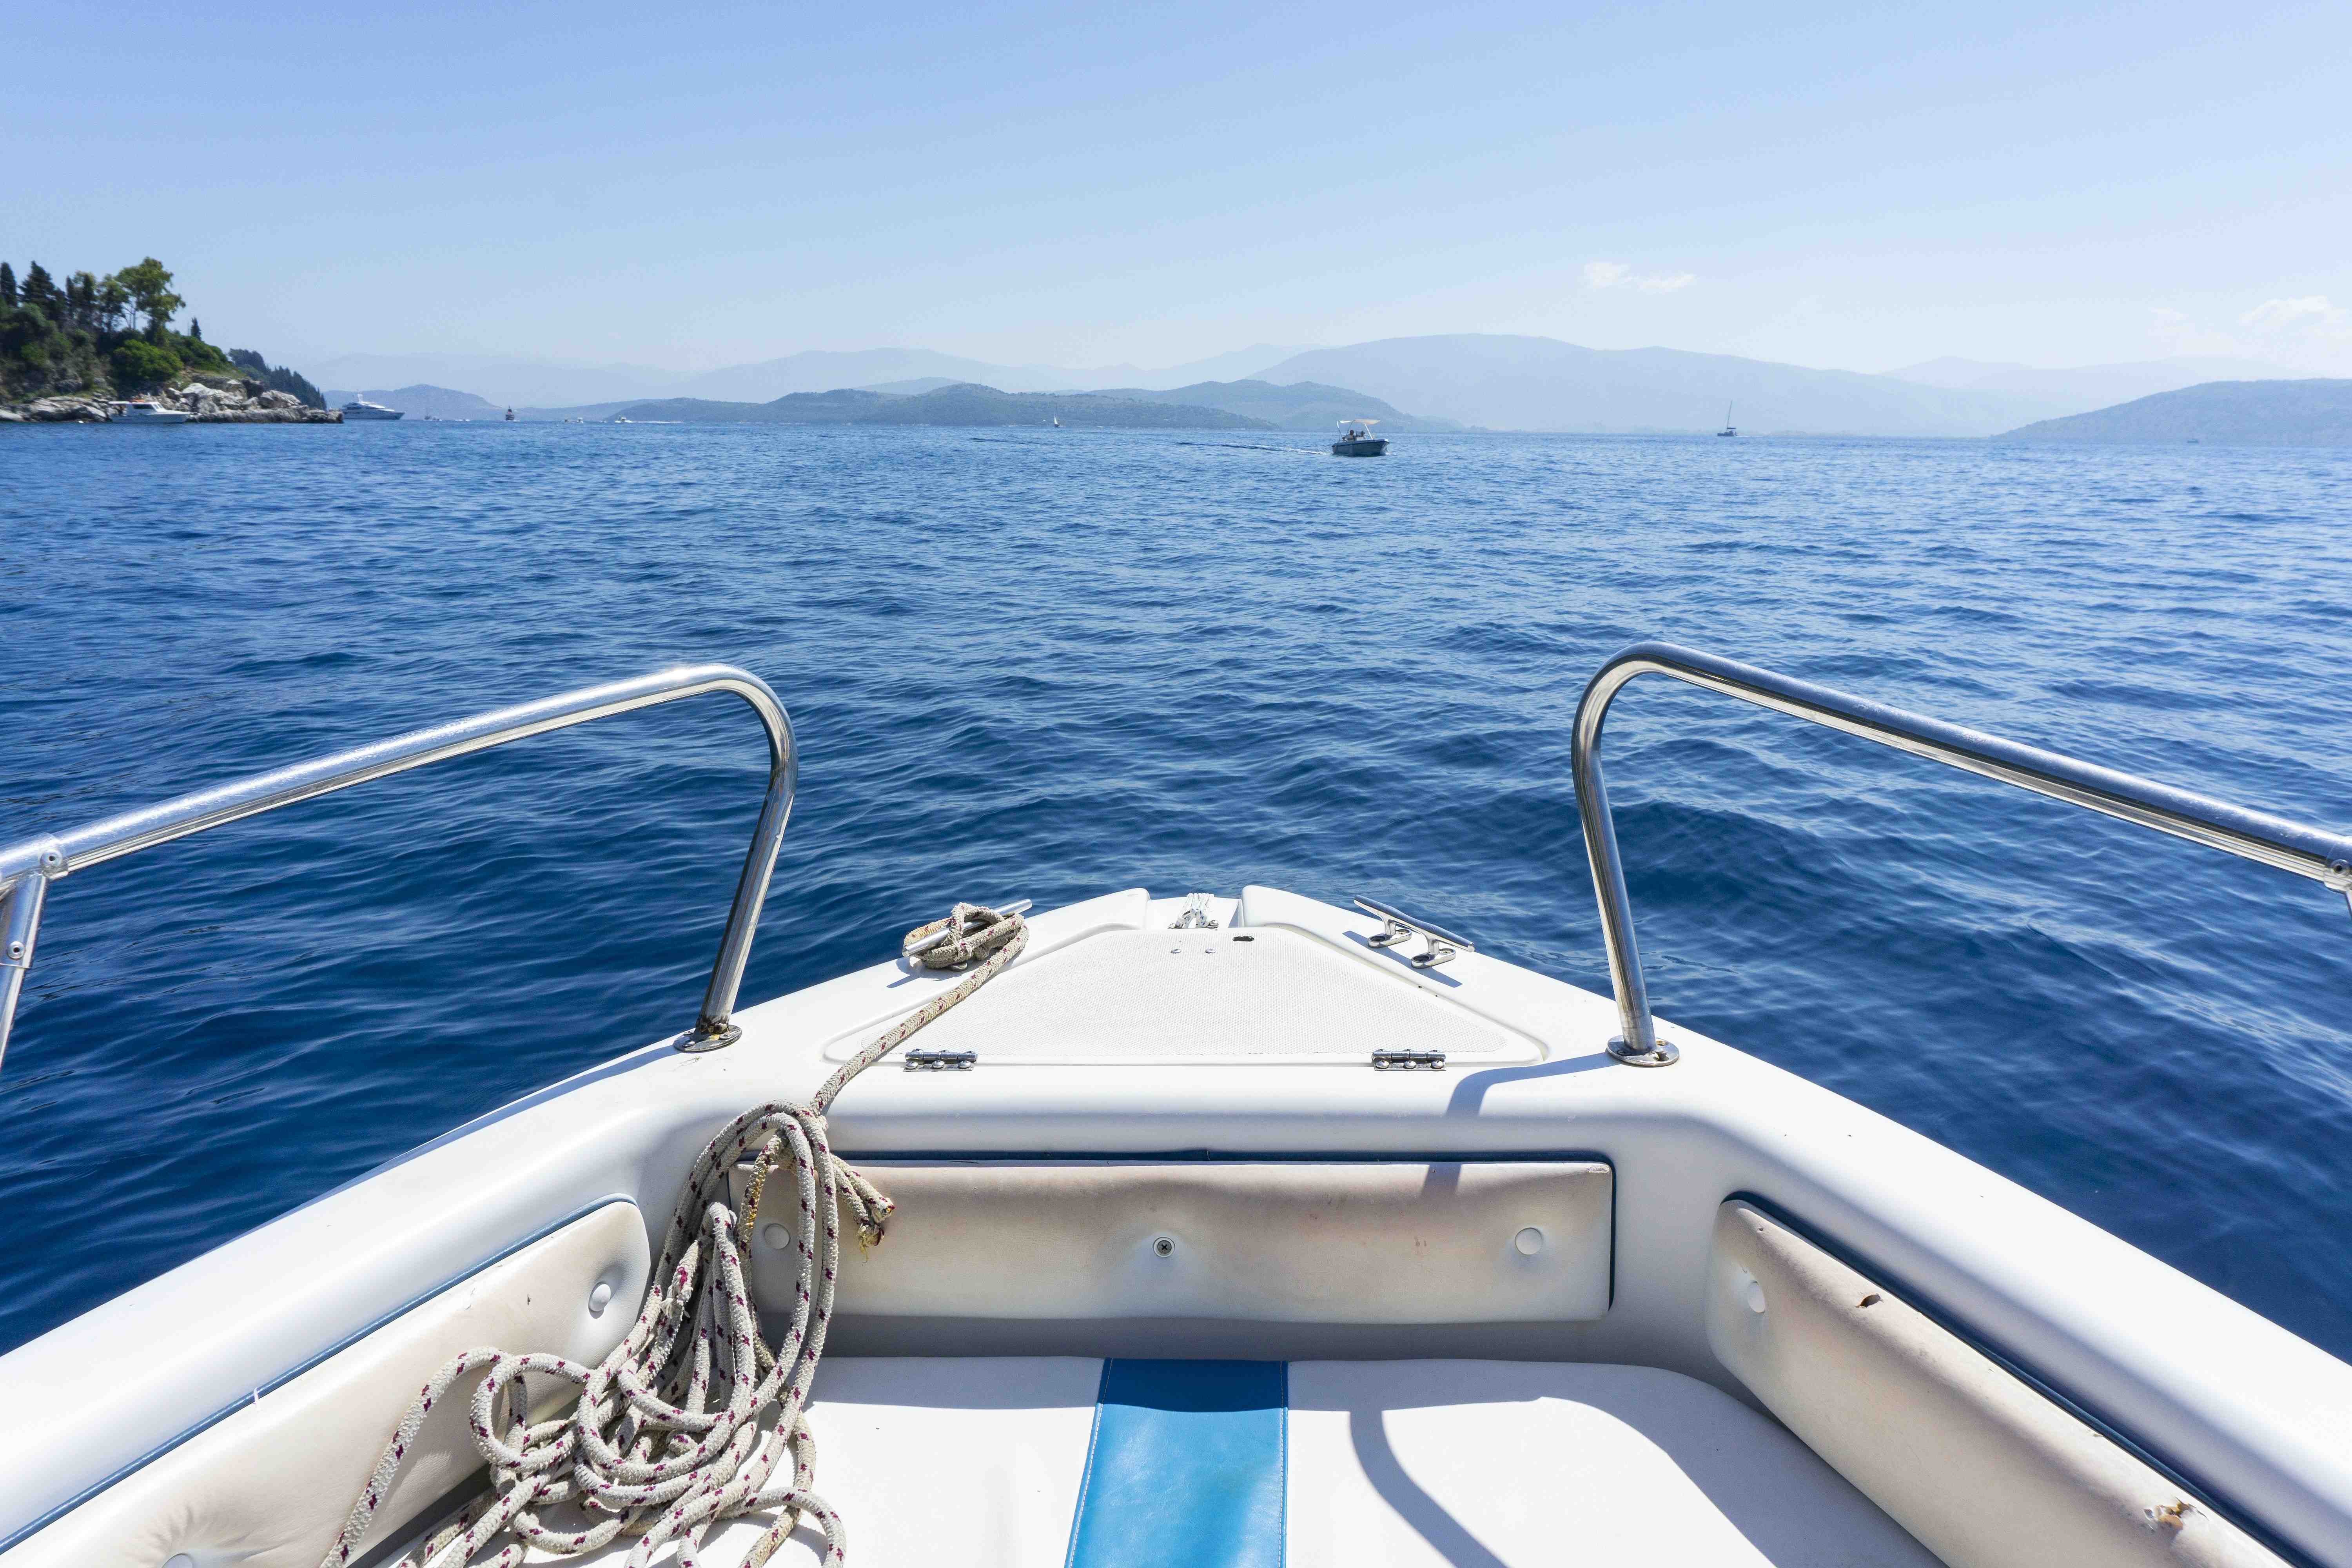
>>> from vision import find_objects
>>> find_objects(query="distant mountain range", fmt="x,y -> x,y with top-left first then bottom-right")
310,336 -> 2337,439
851,385 -> 1267,429
1999,379 -> 2352,445
311,356 -> 679,408
1091,380 -> 1455,432
1886,356 -> 2294,410
323,384 -> 512,420
1251,336 -> 2058,436
592,383 -> 1283,430
523,378 -> 1432,432
600,390 -> 900,424
664,344 -> 1301,401
301,345 -> 1304,409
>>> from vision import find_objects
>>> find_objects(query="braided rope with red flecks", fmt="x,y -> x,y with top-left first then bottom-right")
321,903 -> 1027,1568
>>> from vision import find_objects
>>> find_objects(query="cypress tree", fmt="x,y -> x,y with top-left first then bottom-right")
0,262 -> 15,309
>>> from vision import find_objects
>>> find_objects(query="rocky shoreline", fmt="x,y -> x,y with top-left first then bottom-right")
0,373 -> 341,424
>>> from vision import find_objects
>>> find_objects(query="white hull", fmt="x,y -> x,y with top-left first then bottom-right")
2,883 -> 2345,1566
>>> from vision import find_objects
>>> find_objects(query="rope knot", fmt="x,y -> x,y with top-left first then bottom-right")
900,901 -> 1024,972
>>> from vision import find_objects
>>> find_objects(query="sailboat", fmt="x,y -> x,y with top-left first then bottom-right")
1717,402 -> 1737,437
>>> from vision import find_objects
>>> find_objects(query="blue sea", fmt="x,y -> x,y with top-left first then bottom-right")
2,421 -> 2348,1359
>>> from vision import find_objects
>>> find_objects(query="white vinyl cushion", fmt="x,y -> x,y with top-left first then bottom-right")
737,1161 -> 1615,1324
1286,1360 -> 1940,1568
8,1202 -> 650,1568
534,1359 -> 1934,1567
1708,1201 -> 2285,1568
20,1339 -> 1931,1568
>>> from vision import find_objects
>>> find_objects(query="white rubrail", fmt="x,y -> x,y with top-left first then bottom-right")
0,650 -> 2348,1568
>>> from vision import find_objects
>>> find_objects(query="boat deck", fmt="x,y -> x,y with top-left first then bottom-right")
492,1357 -> 1934,1566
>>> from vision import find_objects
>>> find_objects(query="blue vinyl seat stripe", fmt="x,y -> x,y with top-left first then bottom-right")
1064,1359 -> 1287,1568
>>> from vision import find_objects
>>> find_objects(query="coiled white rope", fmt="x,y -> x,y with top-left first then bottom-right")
323,902 -> 1029,1568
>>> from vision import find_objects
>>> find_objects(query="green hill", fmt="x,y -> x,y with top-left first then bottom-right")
0,256 -> 319,414
1094,378 -> 1457,431
323,384 -> 504,421
851,384 -> 1270,429
601,390 -> 899,423
602,383 -> 1275,430
1998,379 -> 2351,446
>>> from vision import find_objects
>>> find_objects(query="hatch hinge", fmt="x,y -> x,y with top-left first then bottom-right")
904,1048 -> 977,1072
1372,1049 -> 1446,1072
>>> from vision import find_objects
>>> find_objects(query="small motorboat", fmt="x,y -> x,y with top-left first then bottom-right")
106,400 -> 192,426
2,645 -> 2350,1568
1332,418 -> 1388,456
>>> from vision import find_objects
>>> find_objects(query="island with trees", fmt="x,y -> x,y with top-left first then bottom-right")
0,257 -> 335,423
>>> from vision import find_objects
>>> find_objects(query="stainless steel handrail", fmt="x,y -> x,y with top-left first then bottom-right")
1574,641 -> 2352,1066
0,664 -> 797,1076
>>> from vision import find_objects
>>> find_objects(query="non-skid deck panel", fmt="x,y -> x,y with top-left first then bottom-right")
608,1357 -> 1936,1568
828,927 -> 1541,1063
1066,1360 -> 1287,1568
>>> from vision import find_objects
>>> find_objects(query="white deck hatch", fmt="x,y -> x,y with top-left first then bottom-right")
823,925 -> 1544,1066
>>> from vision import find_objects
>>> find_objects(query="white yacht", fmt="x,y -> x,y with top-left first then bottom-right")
107,399 -> 192,425
1,644 -> 2348,1568
340,397 -> 405,421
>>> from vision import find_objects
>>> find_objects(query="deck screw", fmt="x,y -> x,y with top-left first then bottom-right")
1152,1236 -> 1175,1258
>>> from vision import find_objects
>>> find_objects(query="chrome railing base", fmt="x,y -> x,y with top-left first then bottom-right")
677,1022 -> 743,1054
1607,1034 -> 1679,1068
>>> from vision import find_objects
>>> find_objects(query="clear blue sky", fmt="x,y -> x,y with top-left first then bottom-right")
9,0 -> 2348,375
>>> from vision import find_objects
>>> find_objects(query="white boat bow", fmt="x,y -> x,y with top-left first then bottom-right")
1,652 -> 2348,1568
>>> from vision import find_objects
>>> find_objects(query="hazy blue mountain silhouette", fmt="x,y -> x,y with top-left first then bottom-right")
2000,379 -> 2352,445
1256,334 -> 2059,436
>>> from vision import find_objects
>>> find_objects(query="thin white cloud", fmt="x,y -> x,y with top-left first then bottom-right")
1583,260 -> 1695,294
2149,297 -> 2352,374
2239,295 -> 2349,339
